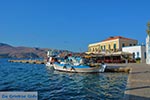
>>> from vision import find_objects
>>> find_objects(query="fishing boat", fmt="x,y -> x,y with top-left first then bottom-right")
53,62 -> 106,73
46,50 -> 106,73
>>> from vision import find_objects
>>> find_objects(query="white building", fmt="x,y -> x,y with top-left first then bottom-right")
146,35 -> 150,64
122,45 -> 146,63
146,22 -> 150,64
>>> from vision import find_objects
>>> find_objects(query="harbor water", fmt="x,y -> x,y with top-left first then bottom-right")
0,59 -> 128,100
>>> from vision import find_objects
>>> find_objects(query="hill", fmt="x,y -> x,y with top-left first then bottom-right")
0,43 -> 72,58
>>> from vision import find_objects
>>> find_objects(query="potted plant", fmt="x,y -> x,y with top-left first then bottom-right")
136,57 -> 141,63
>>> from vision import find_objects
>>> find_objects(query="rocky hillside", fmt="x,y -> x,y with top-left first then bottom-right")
0,43 -> 72,58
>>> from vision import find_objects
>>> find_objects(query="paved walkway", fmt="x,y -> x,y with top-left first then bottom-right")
123,63 -> 150,100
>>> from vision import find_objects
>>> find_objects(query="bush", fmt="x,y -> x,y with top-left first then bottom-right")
136,57 -> 141,61
135,57 -> 141,63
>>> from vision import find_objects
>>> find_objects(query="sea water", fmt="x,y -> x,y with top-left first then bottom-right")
0,59 -> 127,100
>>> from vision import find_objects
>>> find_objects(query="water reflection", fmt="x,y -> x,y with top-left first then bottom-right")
45,69 -> 127,100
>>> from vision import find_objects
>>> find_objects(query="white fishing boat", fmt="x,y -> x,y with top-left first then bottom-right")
53,62 -> 106,73
46,51 -> 106,73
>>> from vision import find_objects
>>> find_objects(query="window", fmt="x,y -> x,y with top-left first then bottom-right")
137,52 -> 139,58
144,52 -> 146,59
101,46 -> 103,50
122,43 -> 125,47
109,44 -> 111,49
114,44 -> 116,49
129,44 -> 132,46
133,52 -> 135,59
104,45 -> 106,50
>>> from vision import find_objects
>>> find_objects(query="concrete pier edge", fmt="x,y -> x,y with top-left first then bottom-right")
123,63 -> 150,100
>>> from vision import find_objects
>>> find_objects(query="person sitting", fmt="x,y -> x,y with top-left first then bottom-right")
64,56 -> 69,63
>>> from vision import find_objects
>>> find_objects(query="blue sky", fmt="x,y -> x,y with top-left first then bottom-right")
0,0 -> 150,52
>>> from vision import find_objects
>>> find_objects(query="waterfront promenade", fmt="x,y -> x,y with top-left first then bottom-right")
123,63 -> 150,100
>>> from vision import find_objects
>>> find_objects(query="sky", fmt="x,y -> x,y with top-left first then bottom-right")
0,0 -> 150,52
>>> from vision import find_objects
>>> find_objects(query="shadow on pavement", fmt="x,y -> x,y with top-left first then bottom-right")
126,86 -> 150,90
131,71 -> 150,74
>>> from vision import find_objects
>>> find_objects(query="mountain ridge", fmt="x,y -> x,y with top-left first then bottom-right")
0,43 -> 72,58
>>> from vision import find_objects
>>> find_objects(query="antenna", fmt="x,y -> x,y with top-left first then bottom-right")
79,48 -> 82,52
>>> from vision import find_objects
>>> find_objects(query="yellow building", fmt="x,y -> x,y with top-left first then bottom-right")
88,36 -> 138,53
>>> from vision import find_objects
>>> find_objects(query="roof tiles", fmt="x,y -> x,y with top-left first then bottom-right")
101,36 -> 135,42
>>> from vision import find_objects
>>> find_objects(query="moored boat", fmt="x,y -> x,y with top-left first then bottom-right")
53,62 -> 106,73
45,51 -> 106,73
